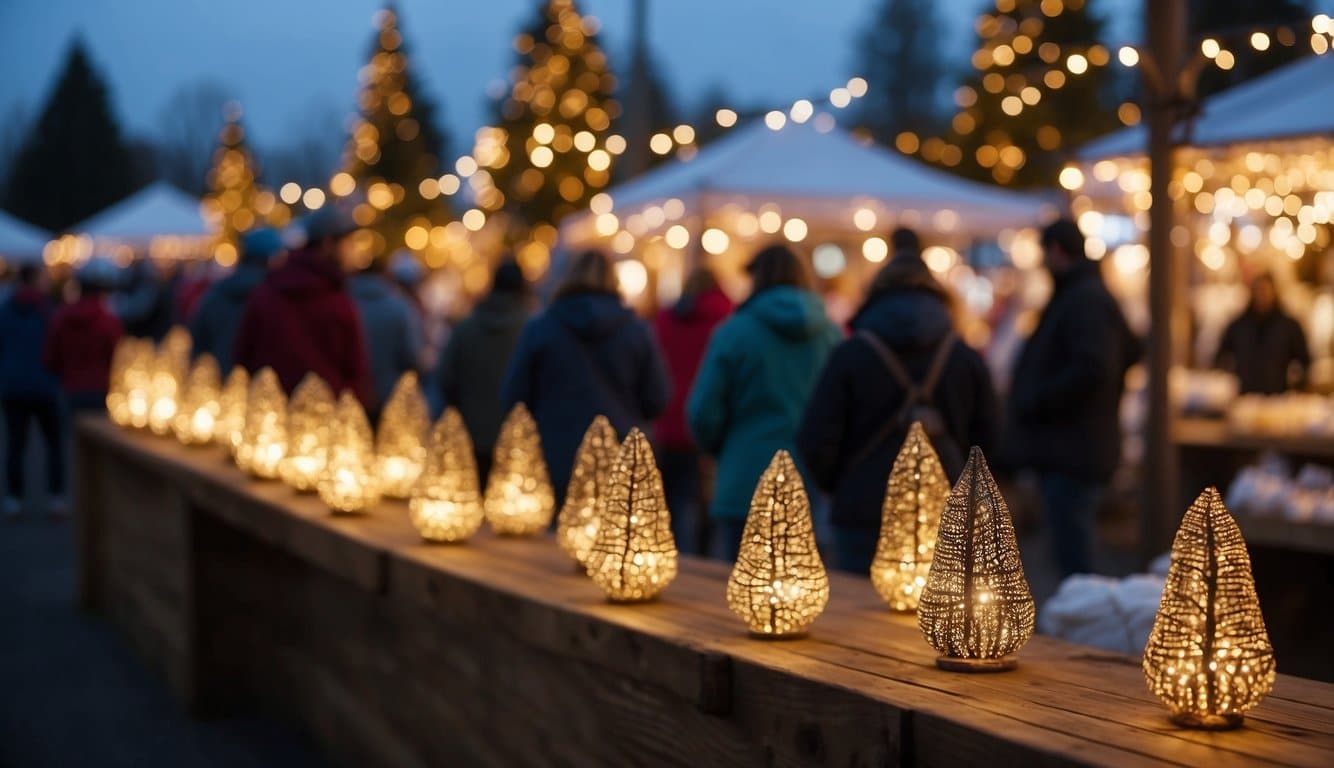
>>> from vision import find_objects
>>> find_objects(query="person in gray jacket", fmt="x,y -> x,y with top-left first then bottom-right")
349,256 -> 424,419
189,228 -> 282,373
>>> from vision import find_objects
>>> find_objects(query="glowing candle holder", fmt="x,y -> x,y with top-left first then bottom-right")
318,391 -> 381,514
279,373 -> 335,492
585,428 -> 677,603
556,415 -> 619,567
148,327 -> 191,436
872,422 -> 948,612
172,354 -> 221,446
409,407 -> 484,542
105,337 -> 138,426
1143,488 -> 1275,730
375,371 -> 428,499
727,450 -> 828,637
918,447 -> 1034,672
483,403 -> 555,535
217,366 -> 249,455
118,339 -> 156,430
236,367 -> 287,479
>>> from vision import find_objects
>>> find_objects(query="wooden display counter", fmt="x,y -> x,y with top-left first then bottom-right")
76,417 -> 1334,767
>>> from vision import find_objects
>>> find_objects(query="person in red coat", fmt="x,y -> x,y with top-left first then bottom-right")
232,207 -> 373,406
652,266 -> 733,554
43,258 -> 124,411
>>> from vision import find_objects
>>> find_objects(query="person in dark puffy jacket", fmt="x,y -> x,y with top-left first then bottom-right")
349,257 -> 424,419
1214,272 -> 1310,395
189,227 -> 282,373
501,250 -> 669,502
232,208 -> 372,405
1,264 -> 64,516
797,233 -> 997,572
1007,218 -> 1141,578
43,258 -> 124,412
687,245 -> 842,561
652,266 -> 733,554
437,259 -> 531,482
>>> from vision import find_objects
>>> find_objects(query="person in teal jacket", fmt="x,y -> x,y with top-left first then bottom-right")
686,244 -> 842,561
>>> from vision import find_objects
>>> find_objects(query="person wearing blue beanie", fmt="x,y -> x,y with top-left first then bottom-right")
188,227 -> 284,372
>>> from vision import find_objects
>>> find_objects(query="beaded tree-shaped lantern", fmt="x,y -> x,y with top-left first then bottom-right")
217,366 -> 249,454
727,450 -> 829,637
918,447 -> 1034,672
318,391 -> 381,514
279,373 -> 336,492
1143,488 -> 1275,730
483,403 -> 555,535
375,371 -> 429,499
586,428 -> 678,603
148,327 -> 191,436
236,367 -> 287,478
409,408 -> 484,542
872,422 -> 949,612
556,415 -> 619,568
106,337 -> 151,427
171,354 -> 221,446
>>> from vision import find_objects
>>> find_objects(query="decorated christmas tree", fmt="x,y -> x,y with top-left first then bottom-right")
342,5 -> 450,259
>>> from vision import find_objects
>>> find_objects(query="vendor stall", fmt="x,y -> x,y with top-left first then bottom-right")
46,181 -> 215,265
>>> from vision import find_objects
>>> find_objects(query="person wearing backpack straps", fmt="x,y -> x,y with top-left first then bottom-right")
797,229 -> 998,573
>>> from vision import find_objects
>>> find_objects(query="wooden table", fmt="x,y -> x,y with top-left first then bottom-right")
76,417 -> 1334,767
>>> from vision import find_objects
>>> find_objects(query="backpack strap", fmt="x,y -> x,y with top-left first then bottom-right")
845,330 -> 957,472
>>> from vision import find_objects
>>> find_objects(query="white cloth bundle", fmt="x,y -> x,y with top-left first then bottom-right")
1038,571 -> 1166,656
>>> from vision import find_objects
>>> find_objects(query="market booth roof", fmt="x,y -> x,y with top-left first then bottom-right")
73,181 -> 211,243
566,120 -> 1050,241
0,209 -> 50,263
1079,53 -> 1334,160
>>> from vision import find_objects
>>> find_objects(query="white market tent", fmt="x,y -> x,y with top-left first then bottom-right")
0,209 -> 50,264
74,181 -> 210,243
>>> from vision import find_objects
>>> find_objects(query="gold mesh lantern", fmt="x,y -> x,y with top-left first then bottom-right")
872,422 -> 948,612
318,392 -> 381,514
375,371 -> 429,498
148,327 -> 191,436
217,366 -> 249,454
279,373 -> 336,492
1143,488 -> 1276,730
409,407 -> 484,542
171,354 -> 221,445
918,447 -> 1034,672
727,450 -> 829,637
483,403 -> 555,535
115,338 -> 155,430
586,428 -> 678,603
556,415 -> 619,567
236,367 -> 287,478
105,337 -> 140,426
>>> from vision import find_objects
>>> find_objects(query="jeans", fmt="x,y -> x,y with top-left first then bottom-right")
3,395 -> 65,498
659,447 -> 706,555
832,525 -> 879,575
1039,471 -> 1102,577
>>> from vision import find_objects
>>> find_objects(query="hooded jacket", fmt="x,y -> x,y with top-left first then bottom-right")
1214,304 -> 1309,395
437,291 -> 529,459
348,272 -> 423,412
188,264 -> 266,373
501,290 -> 670,500
652,287 -> 734,449
43,295 -> 123,396
797,285 -> 997,528
0,287 -> 60,399
687,285 -> 842,521
232,248 -> 372,405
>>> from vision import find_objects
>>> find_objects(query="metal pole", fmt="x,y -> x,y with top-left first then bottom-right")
619,0 -> 651,180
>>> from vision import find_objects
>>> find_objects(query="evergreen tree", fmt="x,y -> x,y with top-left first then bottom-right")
202,105 -> 286,261
856,0 -> 947,145
342,5 -> 450,259
1189,0 -> 1311,98
944,0 -> 1119,187
3,39 -> 137,231
483,0 -> 620,239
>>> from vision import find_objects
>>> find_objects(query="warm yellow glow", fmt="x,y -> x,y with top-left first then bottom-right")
279,373 -> 335,492
1118,46 -> 1139,66
589,192 -> 613,215
665,224 -> 690,249
846,76 -> 868,97
1059,166 -> 1085,191
462,209 -> 486,231
853,207 -> 877,231
715,108 -> 738,127
302,188 -> 326,210
764,111 -> 786,131
782,217 -> 808,242
330,172 -> 356,197
649,133 -> 673,155
1143,488 -> 1275,729
594,212 -> 619,237
172,354 -> 221,446
672,124 -> 696,144
148,327 -> 191,436
1201,38 -> 1221,58
375,372 -> 428,498
862,237 -> 889,263
106,337 -> 154,428
1066,54 -> 1089,75
758,209 -> 783,234
789,99 -> 814,124
484,403 -> 555,535
701,228 -> 730,255
217,366 -> 249,453
410,408 -> 484,542
615,260 -> 647,297
318,391 -> 380,514
585,428 -> 677,602
918,448 -> 1034,670
727,450 -> 828,636
279,182 -> 301,205
556,416 -> 619,567
1250,31 -> 1270,51
872,423 -> 948,612
237,367 -> 287,479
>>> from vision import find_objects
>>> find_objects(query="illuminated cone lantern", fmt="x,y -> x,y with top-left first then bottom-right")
409,408 -> 484,542
237,367 -> 287,478
483,403 -> 555,535
279,373 -> 336,492
148,327 -> 191,436
727,450 -> 829,637
918,447 -> 1034,671
375,371 -> 428,499
1143,488 -> 1275,730
123,339 -> 156,430
586,428 -> 678,602
318,392 -> 381,514
105,336 -> 138,426
872,422 -> 948,612
556,415 -> 619,567
217,366 -> 249,454
172,354 -> 221,445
